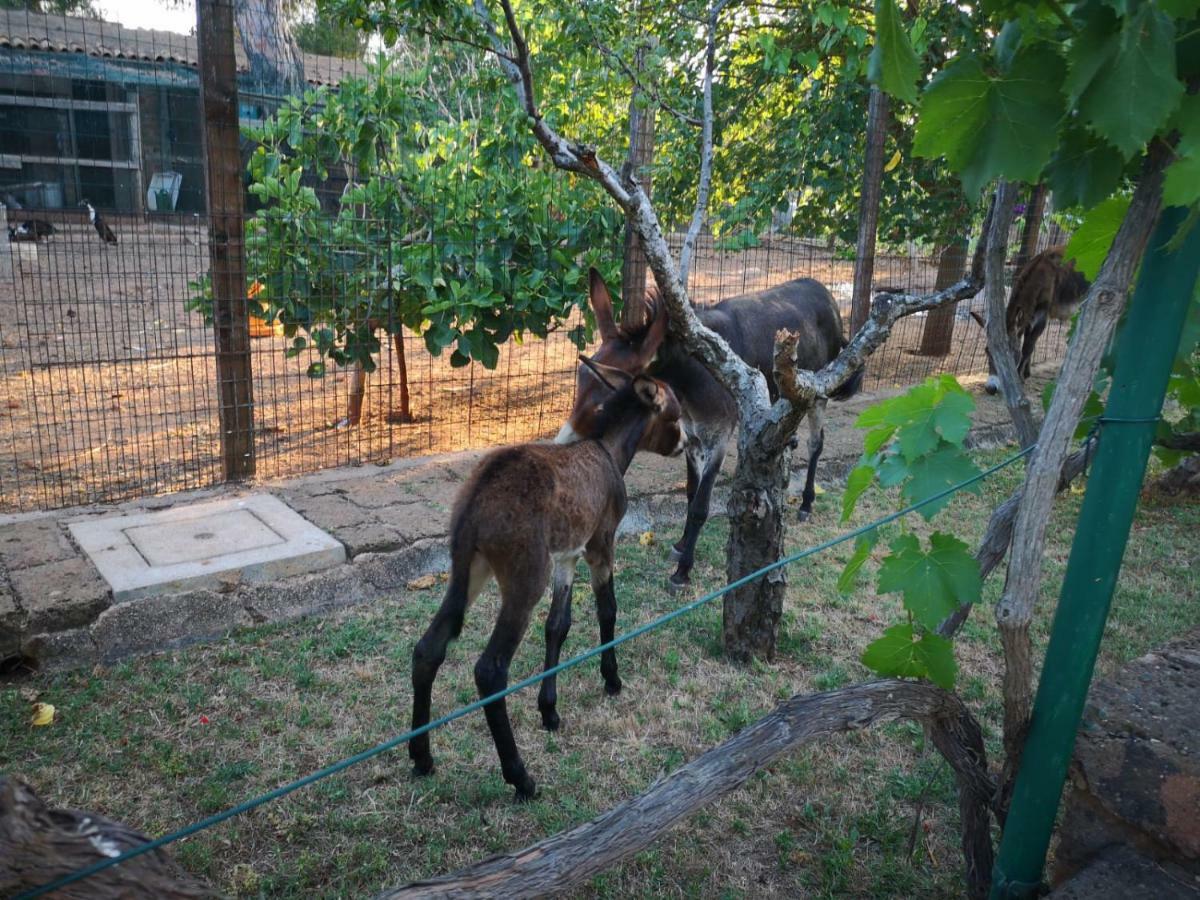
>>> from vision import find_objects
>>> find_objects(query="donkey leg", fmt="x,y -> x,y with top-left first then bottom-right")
669,449 -> 701,563
476,559 -> 546,802
410,553 -> 490,777
588,552 -> 622,695
798,401 -> 827,522
669,444 -> 726,590
537,559 -> 576,732
1021,312 -> 1048,380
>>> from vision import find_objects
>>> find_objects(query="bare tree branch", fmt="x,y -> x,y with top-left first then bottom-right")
981,181 -> 1039,448
994,146 -> 1169,809
937,434 -> 1099,639
679,0 -> 730,284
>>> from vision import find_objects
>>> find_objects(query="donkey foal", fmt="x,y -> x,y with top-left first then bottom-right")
409,365 -> 684,801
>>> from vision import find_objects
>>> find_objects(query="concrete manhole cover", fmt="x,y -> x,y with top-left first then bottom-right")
69,494 -> 345,601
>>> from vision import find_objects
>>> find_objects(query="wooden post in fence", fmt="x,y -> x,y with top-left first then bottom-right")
198,0 -> 255,480
1013,182 -> 1048,271
621,38 -> 656,328
917,234 -> 969,357
850,87 -> 888,335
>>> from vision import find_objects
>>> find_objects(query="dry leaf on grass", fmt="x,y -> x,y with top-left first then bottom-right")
639,531 -> 656,547
407,572 -> 449,591
30,702 -> 56,726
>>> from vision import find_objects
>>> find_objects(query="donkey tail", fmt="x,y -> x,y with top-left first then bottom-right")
830,365 -> 864,401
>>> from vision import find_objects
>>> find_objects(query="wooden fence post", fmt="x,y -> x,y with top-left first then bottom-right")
621,38 -> 656,328
1013,183 -> 1048,271
198,0 -> 255,480
850,87 -> 888,335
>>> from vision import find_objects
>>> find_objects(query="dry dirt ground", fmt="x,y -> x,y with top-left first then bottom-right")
0,219 -> 1066,512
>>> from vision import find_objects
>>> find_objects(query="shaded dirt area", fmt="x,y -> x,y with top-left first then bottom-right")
0,222 -> 1067,512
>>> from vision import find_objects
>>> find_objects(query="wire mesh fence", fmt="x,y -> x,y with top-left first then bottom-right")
0,4 -> 1070,513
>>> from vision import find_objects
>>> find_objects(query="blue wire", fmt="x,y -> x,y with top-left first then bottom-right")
13,445 -> 1033,899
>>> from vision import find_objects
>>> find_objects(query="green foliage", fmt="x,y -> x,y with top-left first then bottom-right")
868,0 -> 920,104
197,54 -> 620,377
880,0 -> 1196,233
841,375 -> 984,689
913,47 -> 1066,198
861,624 -> 957,690
1065,195 -> 1130,280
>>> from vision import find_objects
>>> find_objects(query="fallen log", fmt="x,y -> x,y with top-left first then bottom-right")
0,777 -> 220,899
381,680 -> 994,900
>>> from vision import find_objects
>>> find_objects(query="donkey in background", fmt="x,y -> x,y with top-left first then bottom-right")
410,361 -> 685,802
558,269 -> 862,589
976,246 -> 1090,394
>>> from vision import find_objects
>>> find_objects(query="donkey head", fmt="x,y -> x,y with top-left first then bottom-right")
556,268 -> 669,445
575,356 -> 686,458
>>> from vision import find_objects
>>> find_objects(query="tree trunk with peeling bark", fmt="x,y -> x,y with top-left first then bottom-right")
234,0 -> 305,97
722,439 -> 792,659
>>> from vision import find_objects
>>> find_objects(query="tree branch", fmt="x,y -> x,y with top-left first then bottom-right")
994,146 -> 1170,809
981,181 -> 1039,448
472,0 -> 769,413
379,681 -> 994,900
937,433 -> 1099,639
679,0 -> 729,284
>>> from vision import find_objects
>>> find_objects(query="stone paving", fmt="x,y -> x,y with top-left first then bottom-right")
0,374 -> 1025,671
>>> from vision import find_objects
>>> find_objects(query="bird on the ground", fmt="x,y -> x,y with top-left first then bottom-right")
6,219 -> 55,242
80,200 -> 117,244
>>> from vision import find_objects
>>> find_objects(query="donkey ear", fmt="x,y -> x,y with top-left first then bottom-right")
579,355 -> 632,392
633,375 -> 663,409
589,268 -> 619,341
637,296 -> 669,365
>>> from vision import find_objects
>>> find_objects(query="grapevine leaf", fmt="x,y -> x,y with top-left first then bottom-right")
916,47 -> 1066,199
1065,195 -> 1130,280
957,46 -> 1067,198
1158,0 -> 1200,16
916,632 -> 958,689
864,423 -> 898,455
838,529 -> 880,594
1045,125 -> 1126,211
914,56 -> 990,172
1163,96 -> 1200,208
842,461 -> 877,522
877,451 -> 910,488
901,444 -> 982,519
1071,4 -> 1183,158
861,623 -> 928,680
877,532 -> 981,630
869,0 -> 921,104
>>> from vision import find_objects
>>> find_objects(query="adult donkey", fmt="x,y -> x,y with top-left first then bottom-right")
557,269 -> 862,589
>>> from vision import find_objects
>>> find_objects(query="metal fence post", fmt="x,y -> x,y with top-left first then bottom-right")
990,203 -> 1200,897
197,0 -> 255,480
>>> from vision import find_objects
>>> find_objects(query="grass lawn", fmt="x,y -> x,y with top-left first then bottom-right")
2,449 -> 1197,898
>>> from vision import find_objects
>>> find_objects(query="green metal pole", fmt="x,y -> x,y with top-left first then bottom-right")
990,205 -> 1200,898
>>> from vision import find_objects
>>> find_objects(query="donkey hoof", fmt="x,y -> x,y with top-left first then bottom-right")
666,575 -> 689,594
796,508 -> 812,523
604,677 -> 623,696
667,545 -> 683,563
541,709 -> 561,731
513,777 -> 538,803
411,759 -> 435,779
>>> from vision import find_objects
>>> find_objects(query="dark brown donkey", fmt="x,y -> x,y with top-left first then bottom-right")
976,246 -> 1090,394
410,363 -> 685,801
558,270 -> 861,588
